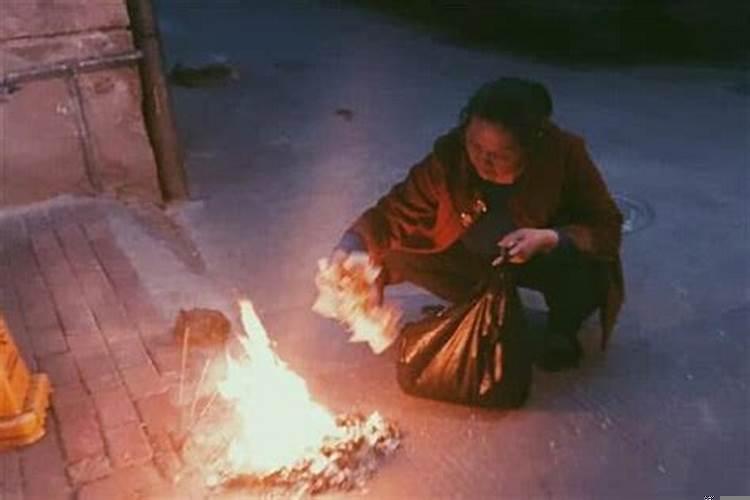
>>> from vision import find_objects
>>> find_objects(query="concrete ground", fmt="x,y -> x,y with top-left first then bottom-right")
2,0 -> 747,498
156,1 -> 748,497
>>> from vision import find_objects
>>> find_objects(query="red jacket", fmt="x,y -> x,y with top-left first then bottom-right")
349,123 -> 625,349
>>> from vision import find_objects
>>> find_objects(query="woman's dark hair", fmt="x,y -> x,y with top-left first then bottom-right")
459,77 -> 553,147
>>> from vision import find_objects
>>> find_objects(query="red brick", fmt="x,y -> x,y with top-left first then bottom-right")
38,352 -> 81,389
24,211 -> 54,233
77,269 -> 116,304
54,222 -> 101,275
147,428 -> 175,455
67,332 -> 108,359
83,219 -> 112,242
152,448 -> 183,484
102,263 -> 141,293
63,325 -> 100,338
1,451 -> 24,500
88,298 -> 138,342
104,422 -> 153,468
29,226 -> 100,336
52,385 -> 95,422
144,333 -> 173,352
135,391 -> 181,436
48,207 -> 79,229
114,276 -> 153,306
51,383 -> 90,416
29,230 -> 66,269
66,454 -> 113,486
77,354 -> 122,393
5,238 -> 36,268
20,422 -> 72,500
86,294 -> 129,328
0,272 -> 13,301
0,216 -> 25,241
14,275 -> 60,332
109,338 -> 151,370
85,235 -> 168,340
52,292 -> 99,336
58,414 -> 106,463
87,234 -> 138,285
19,297 -> 60,332
144,336 -> 182,375
64,203 -> 107,227
73,266 -> 136,341
54,394 -> 106,463
24,476 -> 72,500
121,292 -> 169,336
77,464 -> 171,500
27,325 -> 69,357
149,431 -> 185,483
133,304 -> 169,340
121,364 -> 167,400
92,385 -> 139,429
85,225 -> 127,257
100,316 -> 140,343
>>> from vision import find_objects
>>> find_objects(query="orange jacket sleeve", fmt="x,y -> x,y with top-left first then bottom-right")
349,154 -> 445,261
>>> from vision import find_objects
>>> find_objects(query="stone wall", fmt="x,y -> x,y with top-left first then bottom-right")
0,0 -> 163,206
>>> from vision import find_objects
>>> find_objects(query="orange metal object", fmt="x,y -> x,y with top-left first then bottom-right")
0,314 -> 51,449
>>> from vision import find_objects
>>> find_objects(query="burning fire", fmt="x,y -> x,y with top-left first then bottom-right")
313,252 -> 400,354
206,300 -> 399,494
217,301 -> 339,473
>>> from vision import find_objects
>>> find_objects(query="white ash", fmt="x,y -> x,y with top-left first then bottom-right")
194,412 -> 400,496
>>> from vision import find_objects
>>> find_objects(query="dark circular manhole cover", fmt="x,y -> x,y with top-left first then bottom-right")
614,193 -> 654,234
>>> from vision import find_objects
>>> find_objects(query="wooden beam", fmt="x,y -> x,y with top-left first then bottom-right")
126,0 -> 189,202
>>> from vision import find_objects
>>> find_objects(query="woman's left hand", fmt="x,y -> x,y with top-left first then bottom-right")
498,228 -> 559,263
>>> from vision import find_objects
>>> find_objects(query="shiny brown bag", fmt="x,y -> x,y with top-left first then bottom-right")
396,257 -> 532,408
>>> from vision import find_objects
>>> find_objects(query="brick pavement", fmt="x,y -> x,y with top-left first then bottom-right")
0,201 -> 196,499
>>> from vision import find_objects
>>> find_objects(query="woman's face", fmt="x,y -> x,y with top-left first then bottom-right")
464,116 -> 523,184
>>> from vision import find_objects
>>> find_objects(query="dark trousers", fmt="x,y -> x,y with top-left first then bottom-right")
381,242 -> 604,338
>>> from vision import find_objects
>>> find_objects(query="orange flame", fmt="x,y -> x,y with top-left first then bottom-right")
217,300 -> 340,474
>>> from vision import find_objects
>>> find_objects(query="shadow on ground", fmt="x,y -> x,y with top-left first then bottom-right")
346,0 -> 750,66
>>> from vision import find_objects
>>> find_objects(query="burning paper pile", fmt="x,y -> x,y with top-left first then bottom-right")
221,412 -> 400,495
313,252 -> 400,354
185,300 -> 400,496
